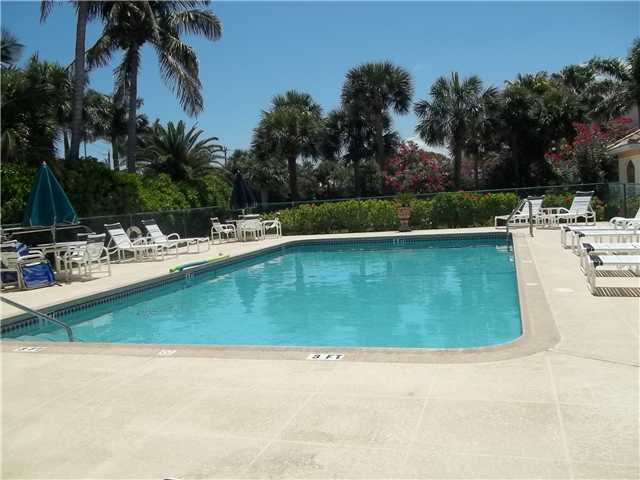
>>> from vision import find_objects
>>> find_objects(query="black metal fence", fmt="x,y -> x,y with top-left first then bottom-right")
3,182 -> 639,245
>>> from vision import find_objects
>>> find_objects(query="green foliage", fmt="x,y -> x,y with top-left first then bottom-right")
0,159 -> 230,225
0,162 -> 36,224
278,200 -> 398,235
277,193 -> 520,234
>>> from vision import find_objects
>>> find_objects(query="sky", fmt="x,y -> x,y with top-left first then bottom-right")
1,1 -> 638,160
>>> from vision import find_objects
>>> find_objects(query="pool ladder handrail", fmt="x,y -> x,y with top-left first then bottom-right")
0,296 -> 75,342
505,198 -> 535,238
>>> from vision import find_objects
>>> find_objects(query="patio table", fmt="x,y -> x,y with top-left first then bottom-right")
35,241 -> 87,274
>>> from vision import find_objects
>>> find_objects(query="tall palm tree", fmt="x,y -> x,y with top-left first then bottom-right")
463,86 -> 500,189
40,1 -> 104,163
252,90 -> 323,201
588,38 -> 640,119
139,120 -> 221,182
341,62 -> 413,180
1,29 -> 24,68
322,108 -> 398,196
86,1 -> 223,173
414,72 -> 487,189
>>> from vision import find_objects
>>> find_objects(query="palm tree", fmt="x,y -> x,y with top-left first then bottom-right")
415,72 -> 488,189
86,1 -> 223,173
341,62 -> 413,180
322,108 -> 399,196
40,1 -> 104,163
1,29 -> 24,68
252,90 -> 323,201
139,120 -> 221,182
588,38 -> 640,119
464,86 -> 500,189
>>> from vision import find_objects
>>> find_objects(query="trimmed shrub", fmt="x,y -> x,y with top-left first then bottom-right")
277,192 -> 520,235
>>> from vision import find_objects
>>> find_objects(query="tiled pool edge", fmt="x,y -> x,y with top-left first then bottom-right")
0,231 -> 560,363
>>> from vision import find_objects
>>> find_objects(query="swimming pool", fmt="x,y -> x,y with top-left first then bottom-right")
3,235 -> 522,349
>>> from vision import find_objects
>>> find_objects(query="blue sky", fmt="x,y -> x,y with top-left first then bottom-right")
2,1 -> 638,159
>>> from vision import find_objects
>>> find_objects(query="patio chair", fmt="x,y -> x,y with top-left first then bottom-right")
237,219 -> 264,241
1,241 -> 56,290
494,196 -> 544,228
540,191 -> 596,227
105,223 -> 163,262
62,234 -> 111,282
142,219 -> 209,254
210,217 -> 237,242
560,206 -> 640,247
579,241 -> 640,272
261,214 -> 282,238
585,254 -> 640,294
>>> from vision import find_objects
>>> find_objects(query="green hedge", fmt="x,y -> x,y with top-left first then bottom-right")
278,192 -> 521,235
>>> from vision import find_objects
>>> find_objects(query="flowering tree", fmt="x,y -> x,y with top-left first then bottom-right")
384,141 -> 445,193
545,117 -> 633,183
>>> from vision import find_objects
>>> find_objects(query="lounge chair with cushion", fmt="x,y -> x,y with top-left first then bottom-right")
540,191 -> 596,227
142,219 -> 209,254
210,217 -> 237,242
585,254 -> 640,293
1,241 -> 56,290
494,196 -> 545,228
578,241 -> 640,271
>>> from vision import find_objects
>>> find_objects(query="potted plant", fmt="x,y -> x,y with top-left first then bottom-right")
395,193 -> 414,232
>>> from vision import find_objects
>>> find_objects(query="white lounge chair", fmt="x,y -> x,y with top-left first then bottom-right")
105,222 -> 164,262
62,234 -> 111,282
261,215 -> 282,237
494,196 -> 544,228
540,191 -> 596,228
578,241 -> 640,271
210,217 -> 237,242
585,254 -> 640,293
142,219 -> 209,254
560,206 -> 640,247
564,224 -> 640,253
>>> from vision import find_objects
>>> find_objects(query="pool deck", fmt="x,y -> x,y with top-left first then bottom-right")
1,227 -> 638,478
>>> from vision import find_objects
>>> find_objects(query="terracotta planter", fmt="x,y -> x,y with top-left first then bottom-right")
396,206 -> 412,232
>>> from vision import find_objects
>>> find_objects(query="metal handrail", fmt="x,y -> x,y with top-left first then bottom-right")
0,297 -> 75,342
505,198 -> 535,237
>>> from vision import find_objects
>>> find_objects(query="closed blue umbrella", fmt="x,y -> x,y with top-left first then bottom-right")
23,162 -> 78,242
231,171 -> 257,212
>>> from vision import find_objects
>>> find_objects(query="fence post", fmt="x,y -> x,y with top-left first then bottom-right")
622,183 -> 627,218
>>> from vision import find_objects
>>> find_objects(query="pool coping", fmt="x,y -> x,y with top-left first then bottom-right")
0,231 -> 560,364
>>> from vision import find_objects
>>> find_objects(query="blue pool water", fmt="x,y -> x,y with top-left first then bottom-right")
4,236 -> 522,348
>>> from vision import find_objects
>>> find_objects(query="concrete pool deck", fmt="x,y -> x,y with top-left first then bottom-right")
1,227 -> 638,478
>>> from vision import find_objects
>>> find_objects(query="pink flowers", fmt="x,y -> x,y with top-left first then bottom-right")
384,142 -> 445,194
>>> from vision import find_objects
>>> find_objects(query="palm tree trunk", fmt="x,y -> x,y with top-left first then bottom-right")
474,153 -> 479,190
453,145 -> 462,190
287,156 -> 299,201
111,136 -> 119,171
69,2 -> 88,163
126,48 -> 140,174
374,115 -> 386,191
353,159 -> 362,196
63,130 -> 70,160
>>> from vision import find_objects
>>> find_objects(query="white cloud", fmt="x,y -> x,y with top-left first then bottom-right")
404,136 -> 450,157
